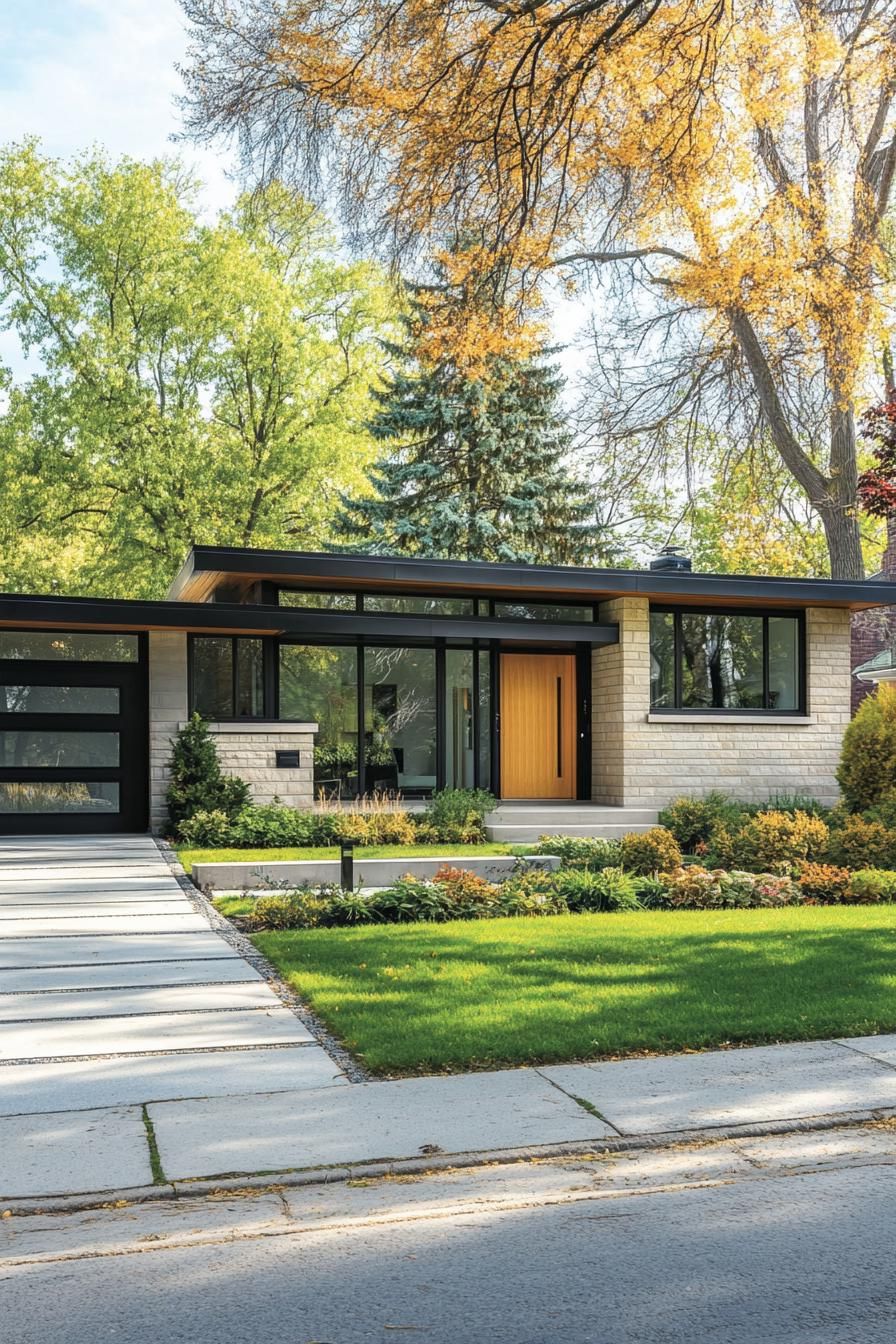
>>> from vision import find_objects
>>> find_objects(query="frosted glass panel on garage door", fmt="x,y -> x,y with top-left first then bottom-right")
0,731 -> 119,768
0,782 -> 120,813
0,685 -> 120,713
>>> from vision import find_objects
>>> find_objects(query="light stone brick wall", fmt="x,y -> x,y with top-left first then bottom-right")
591,597 -> 851,808
199,724 -> 316,811
147,630 -> 316,831
149,631 -> 189,832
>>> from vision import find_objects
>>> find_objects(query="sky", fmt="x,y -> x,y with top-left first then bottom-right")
0,0 -> 589,376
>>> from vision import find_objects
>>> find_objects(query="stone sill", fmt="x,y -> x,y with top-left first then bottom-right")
646,713 -> 816,726
179,720 -> 318,734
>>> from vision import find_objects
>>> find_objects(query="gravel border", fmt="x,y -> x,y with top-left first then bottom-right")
154,838 -> 368,1084
5,1103 -> 896,1217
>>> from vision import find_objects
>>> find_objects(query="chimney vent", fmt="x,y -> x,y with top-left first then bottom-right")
649,545 -> 692,573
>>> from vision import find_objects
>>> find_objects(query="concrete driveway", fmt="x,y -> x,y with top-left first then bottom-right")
0,834 -> 346,1197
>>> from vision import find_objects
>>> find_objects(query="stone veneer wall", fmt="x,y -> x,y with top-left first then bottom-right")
147,631 -> 316,831
592,597 -> 851,808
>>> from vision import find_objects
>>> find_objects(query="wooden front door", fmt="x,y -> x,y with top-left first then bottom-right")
499,653 -> 577,799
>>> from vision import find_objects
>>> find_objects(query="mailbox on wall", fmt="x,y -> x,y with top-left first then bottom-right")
275,750 -> 302,768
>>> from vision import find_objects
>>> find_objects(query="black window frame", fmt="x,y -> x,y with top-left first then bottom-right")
649,606 -> 807,715
188,634 -> 274,721
273,586 -> 598,624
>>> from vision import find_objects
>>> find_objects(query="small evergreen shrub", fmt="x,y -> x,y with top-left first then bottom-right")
862,792 -> 896,831
420,788 -> 497,843
826,816 -> 896,871
246,887 -> 336,930
619,826 -> 682,875
166,714 -> 250,832
729,810 -> 829,872
837,683 -> 896,812
848,869 -> 896,903
529,835 -> 623,870
796,863 -> 852,904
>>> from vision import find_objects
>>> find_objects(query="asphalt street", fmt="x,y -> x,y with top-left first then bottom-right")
4,1131 -> 896,1344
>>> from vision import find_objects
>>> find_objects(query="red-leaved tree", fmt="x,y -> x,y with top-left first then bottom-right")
858,394 -> 896,520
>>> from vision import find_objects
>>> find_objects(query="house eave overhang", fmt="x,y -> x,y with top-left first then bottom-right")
0,592 -> 618,645
168,545 -> 896,611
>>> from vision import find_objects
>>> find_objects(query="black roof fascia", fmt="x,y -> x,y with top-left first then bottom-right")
171,544 -> 896,608
0,592 -> 618,645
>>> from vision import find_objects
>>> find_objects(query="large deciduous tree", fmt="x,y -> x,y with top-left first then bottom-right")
0,142 -> 394,596
179,1 -> 896,578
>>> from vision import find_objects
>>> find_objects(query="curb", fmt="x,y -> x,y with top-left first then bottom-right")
6,1103 -> 896,1218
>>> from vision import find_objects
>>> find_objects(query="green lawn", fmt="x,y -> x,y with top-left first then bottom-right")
252,905 -> 896,1075
176,841 -> 517,874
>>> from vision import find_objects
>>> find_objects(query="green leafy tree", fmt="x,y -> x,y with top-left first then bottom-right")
339,301 -> 607,564
0,142 -> 396,596
166,714 -> 250,833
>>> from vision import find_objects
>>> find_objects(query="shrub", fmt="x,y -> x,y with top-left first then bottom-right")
420,788 -> 497,843
729,810 -> 829,872
326,891 -> 382,925
797,863 -> 852,904
826,815 -> 896,870
766,793 -> 831,820
659,866 -> 801,910
549,866 -> 641,913
838,683 -> 896,812
619,827 -> 682,875
229,804 -> 317,848
494,871 -> 570,917
432,866 -> 501,917
246,888 -> 335,931
178,808 -> 234,847
529,835 -> 623,870
166,714 -> 251,832
371,876 -> 454,923
658,793 -> 743,851
848,869 -> 896,903
862,791 -> 896,832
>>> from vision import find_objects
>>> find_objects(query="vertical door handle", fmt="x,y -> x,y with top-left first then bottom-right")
556,676 -> 563,777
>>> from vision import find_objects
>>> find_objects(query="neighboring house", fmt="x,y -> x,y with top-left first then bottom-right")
1,544 -> 895,836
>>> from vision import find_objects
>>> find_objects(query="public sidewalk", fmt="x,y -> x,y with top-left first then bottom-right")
5,1032 -> 896,1204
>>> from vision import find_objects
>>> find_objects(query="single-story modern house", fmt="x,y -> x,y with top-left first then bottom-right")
0,544 -> 894,835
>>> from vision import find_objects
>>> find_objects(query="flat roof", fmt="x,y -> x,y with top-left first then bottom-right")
168,545 -> 896,612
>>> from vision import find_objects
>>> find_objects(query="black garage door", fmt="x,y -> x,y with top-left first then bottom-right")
0,631 -> 149,834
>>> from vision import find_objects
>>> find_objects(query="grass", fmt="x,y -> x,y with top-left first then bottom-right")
176,841 -> 517,874
252,905 -> 896,1075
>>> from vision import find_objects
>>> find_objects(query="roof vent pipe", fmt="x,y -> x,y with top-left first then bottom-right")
649,545 -> 693,573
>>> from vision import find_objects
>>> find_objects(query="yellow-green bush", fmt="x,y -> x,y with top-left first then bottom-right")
837,683 -> 896,812
730,809 -> 829,872
619,826 -> 682,875
826,815 -> 896,870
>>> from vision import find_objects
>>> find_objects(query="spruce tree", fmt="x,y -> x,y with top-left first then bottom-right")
339,305 -> 606,564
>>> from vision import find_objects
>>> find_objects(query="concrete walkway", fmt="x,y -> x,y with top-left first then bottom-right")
4,836 -> 896,1204
0,835 -> 347,1197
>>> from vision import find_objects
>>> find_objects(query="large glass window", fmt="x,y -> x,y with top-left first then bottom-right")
649,610 -> 802,712
364,647 -> 437,794
279,645 -> 359,797
492,601 -> 594,623
363,594 -> 475,616
445,650 -> 475,789
0,633 -> 138,661
279,590 -> 357,611
191,637 -> 265,719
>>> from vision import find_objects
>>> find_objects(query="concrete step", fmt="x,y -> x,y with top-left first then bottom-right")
487,823 -> 658,842
487,806 -> 658,824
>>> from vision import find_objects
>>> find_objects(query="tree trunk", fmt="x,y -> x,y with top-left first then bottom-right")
815,497 -> 864,579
